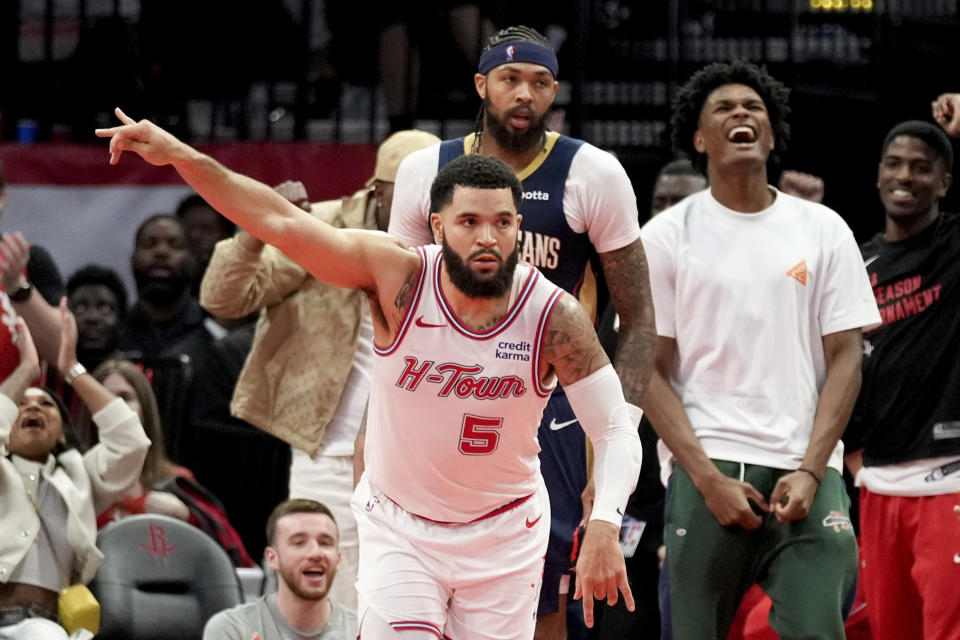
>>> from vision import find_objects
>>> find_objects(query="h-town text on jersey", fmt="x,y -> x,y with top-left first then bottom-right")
395,357 -> 527,399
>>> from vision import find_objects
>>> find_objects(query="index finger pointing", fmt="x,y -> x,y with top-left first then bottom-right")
114,107 -> 136,125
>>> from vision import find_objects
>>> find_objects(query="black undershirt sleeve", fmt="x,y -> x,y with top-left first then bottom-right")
27,244 -> 66,304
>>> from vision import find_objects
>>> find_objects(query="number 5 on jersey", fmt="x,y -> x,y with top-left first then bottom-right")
459,414 -> 503,455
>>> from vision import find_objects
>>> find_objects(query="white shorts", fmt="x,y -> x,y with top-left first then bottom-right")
352,474 -> 550,640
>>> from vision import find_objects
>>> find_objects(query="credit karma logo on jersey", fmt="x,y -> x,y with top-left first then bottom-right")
496,340 -> 531,362
395,357 -> 526,399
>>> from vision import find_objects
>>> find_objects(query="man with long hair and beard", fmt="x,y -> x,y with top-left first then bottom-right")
388,25 -> 655,638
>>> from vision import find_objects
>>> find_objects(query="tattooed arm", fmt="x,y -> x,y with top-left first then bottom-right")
598,238 -> 657,407
541,292 -> 642,628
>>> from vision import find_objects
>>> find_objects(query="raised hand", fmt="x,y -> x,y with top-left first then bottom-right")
0,232 -> 31,292
932,94 -> 960,138
274,180 -> 312,212
779,170 -> 825,204
94,107 -> 186,167
0,318 -> 41,399
56,297 -> 79,375
11,318 -> 40,380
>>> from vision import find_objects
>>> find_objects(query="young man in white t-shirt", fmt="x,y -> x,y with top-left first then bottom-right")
641,60 -> 880,639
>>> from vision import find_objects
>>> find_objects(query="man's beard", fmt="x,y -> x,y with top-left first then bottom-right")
441,236 -> 519,299
484,99 -> 548,154
134,273 -> 190,307
278,563 -> 333,602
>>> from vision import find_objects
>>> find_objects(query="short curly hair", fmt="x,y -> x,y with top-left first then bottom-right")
671,60 -> 791,173
881,120 -> 954,171
430,154 -> 522,214
67,264 -> 129,321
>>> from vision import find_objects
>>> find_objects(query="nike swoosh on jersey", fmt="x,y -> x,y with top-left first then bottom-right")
549,418 -> 579,431
863,255 -> 880,268
526,514 -> 543,528
415,316 -> 447,328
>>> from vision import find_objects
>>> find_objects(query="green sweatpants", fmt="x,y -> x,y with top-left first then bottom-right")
663,460 -> 858,640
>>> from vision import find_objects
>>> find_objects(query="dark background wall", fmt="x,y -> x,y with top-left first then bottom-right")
4,0 -> 960,240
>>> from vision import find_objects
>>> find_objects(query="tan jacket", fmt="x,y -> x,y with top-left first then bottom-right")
199,189 -> 376,455
0,396 -> 150,584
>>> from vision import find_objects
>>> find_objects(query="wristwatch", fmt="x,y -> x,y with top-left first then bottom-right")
64,362 -> 88,385
8,282 -> 33,303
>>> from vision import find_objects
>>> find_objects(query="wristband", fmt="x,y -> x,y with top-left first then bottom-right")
796,467 -> 822,486
8,282 -> 33,303
64,362 -> 87,385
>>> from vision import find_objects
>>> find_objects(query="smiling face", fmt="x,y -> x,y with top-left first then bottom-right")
267,512 -> 341,602
877,135 -> 951,225
431,185 -> 521,299
8,388 -> 66,462
476,62 -> 558,153
694,83 -> 775,174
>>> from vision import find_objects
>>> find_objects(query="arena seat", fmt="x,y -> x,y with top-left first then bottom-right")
90,514 -> 243,640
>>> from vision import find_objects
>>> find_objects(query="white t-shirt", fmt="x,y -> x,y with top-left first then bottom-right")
388,134 -> 641,255
316,311 -> 373,456
642,188 -> 881,472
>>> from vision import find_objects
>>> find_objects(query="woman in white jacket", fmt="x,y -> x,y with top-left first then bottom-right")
0,301 -> 150,639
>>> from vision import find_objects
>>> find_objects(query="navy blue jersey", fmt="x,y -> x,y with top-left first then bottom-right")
438,134 -> 600,302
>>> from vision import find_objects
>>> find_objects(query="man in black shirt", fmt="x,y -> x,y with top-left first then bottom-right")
845,116 -> 960,640
121,213 -> 206,358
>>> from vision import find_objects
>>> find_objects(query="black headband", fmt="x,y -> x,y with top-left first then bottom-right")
478,41 -> 558,78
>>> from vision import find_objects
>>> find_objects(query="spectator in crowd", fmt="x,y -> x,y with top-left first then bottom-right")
0,305 -> 150,640
66,265 -> 128,372
648,158 -> 708,218
642,60 -> 880,639
120,214 -> 205,358
0,160 -> 66,377
201,129 -> 440,610
90,358 -> 254,567
175,194 -> 235,295
843,110 -> 960,639
203,499 -> 356,640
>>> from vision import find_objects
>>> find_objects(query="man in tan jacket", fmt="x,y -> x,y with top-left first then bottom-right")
199,130 -> 439,611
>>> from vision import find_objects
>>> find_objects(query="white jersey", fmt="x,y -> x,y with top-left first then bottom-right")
365,244 -> 564,523
642,188 -> 881,473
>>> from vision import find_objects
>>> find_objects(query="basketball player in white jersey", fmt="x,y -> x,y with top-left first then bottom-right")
96,110 -> 644,639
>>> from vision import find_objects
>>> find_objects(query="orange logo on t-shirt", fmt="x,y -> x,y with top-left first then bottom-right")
786,260 -> 807,285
